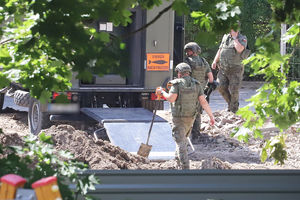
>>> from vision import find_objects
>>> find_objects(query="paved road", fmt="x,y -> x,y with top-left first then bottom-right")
3,81 -> 264,113
208,81 -> 263,112
164,81 -> 263,112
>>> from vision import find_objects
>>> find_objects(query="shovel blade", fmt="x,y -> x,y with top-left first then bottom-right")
137,143 -> 152,157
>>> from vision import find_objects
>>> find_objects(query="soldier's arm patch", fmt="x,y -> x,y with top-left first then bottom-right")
238,34 -> 248,47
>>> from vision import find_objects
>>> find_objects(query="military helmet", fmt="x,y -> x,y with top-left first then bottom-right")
175,63 -> 191,73
184,42 -> 201,54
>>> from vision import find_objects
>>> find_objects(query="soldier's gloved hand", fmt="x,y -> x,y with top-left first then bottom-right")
207,80 -> 219,90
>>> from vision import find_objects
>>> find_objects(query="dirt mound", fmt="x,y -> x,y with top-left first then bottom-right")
44,124 -> 152,169
0,132 -> 24,146
0,132 -> 25,160
0,109 -> 28,136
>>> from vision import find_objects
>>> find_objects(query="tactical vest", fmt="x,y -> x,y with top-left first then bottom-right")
219,34 -> 243,67
185,56 -> 208,89
170,76 -> 200,118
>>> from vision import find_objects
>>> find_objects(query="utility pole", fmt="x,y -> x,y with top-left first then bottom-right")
280,24 -> 287,73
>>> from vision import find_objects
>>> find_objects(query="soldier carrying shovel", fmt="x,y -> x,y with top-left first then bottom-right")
156,63 -> 215,169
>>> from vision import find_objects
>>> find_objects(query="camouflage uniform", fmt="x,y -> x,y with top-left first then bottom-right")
217,33 -> 247,113
184,42 -> 211,140
169,72 -> 203,169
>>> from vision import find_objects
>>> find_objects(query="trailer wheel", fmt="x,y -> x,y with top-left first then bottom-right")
0,93 -> 4,112
14,90 -> 31,107
28,99 -> 50,135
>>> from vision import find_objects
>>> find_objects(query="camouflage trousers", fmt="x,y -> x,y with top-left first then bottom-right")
191,107 -> 203,140
217,65 -> 244,113
171,116 -> 195,169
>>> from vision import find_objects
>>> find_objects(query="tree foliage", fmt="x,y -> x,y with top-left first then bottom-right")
0,132 -> 99,199
187,0 -> 299,164
185,0 -> 273,73
240,0 -> 273,80
233,0 -> 300,164
240,0 -> 273,51
0,0 -> 244,102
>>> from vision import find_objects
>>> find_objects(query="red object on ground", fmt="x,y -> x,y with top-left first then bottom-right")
31,176 -> 58,188
0,174 -> 27,186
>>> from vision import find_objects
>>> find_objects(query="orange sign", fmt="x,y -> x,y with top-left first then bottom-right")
146,53 -> 170,71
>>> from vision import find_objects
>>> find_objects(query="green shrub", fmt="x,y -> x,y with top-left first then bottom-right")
0,132 -> 99,200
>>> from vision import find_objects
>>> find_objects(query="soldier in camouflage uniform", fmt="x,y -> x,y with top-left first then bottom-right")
212,29 -> 248,113
183,42 -> 214,142
156,63 -> 215,169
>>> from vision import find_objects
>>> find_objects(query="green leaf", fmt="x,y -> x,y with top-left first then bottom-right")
120,42 -> 126,50
76,70 -> 93,83
232,126 -> 251,143
39,132 -> 53,144
0,48 -> 10,58
54,94 -> 70,104
191,11 -> 204,18
172,0 -> 189,16
89,28 -> 96,34
39,90 -> 51,104
261,147 -> 268,162
253,129 -> 263,139
195,31 -> 217,46
99,32 -> 110,43
0,73 -> 10,88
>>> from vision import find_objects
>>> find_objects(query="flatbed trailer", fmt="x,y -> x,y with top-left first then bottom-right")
81,107 -> 176,160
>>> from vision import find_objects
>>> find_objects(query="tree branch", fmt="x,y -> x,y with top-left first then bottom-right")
0,38 -> 15,45
121,3 -> 174,40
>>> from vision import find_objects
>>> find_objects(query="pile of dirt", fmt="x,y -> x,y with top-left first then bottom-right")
1,108 -> 300,170
44,124 -> 151,169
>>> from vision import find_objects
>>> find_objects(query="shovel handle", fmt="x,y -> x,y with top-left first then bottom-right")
146,105 -> 157,145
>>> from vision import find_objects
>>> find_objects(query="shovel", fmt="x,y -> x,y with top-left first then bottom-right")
137,107 -> 156,157
137,88 -> 164,158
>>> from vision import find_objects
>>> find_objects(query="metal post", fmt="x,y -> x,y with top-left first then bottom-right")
280,24 -> 287,73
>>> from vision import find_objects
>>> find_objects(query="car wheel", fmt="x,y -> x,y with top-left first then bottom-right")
28,99 -> 50,135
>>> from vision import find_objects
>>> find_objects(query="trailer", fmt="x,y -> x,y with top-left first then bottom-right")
0,2 -> 184,140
